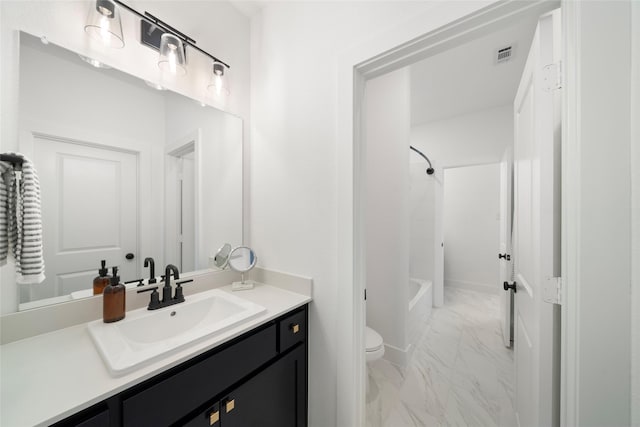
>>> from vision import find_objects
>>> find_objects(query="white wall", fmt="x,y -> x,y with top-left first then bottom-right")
443,163 -> 500,292
364,68 -> 410,359
249,2 -> 440,425
19,34 -> 166,144
411,104 -> 512,168
409,162 -> 434,283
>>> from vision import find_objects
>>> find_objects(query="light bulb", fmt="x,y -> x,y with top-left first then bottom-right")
99,15 -> 111,44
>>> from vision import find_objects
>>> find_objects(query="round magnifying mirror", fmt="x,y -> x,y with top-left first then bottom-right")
228,247 -> 257,290
228,246 -> 257,274
213,243 -> 232,269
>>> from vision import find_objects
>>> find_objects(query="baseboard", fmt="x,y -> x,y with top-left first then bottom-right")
445,278 -> 499,294
383,342 -> 412,368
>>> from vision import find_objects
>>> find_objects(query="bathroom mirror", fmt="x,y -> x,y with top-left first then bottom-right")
228,247 -> 258,274
213,243 -> 232,269
6,32 -> 243,312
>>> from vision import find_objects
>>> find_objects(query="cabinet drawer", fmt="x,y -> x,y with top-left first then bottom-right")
122,324 -> 276,427
279,309 -> 306,353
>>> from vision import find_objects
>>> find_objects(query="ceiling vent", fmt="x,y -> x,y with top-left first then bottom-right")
495,45 -> 514,64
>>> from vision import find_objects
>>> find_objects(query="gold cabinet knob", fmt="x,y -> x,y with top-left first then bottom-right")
209,410 -> 219,425
225,399 -> 235,413
292,323 -> 300,334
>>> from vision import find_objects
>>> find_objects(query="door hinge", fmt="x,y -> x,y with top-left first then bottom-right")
542,61 -> 562,92
543,276 -> 562,305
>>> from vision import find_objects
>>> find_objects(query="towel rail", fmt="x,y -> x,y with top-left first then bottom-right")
0,154 -> 24,168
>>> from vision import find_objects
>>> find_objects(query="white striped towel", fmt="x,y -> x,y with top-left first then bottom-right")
0,161 -> 12,266
1,153 -> 45,284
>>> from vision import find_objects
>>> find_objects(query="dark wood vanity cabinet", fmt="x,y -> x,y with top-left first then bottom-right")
52,305 -> 308,427
182,344 -> 306,427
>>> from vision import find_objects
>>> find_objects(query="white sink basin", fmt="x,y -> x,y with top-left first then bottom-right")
87,288 -> 266,375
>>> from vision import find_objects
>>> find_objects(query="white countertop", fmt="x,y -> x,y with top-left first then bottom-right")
1,282 -> 311,427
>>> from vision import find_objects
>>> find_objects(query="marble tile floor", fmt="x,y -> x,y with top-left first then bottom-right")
366,286 -> 516,427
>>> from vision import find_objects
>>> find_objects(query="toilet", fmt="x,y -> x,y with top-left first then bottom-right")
365,326 -> 385,362
365,326 -> 384,395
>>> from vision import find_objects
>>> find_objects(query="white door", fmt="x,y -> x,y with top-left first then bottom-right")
499,148 -> 514,347
512,9 -> 561,427
30,135 -> 139,301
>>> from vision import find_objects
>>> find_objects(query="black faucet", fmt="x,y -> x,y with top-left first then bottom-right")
141,264 -> 192,310
144,257 -> 156,284
162,264 -> 180,303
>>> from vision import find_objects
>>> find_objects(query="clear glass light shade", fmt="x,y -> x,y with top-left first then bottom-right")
84,0 -> 124,49
207,62 -> 230,96
158,33 -> 187,75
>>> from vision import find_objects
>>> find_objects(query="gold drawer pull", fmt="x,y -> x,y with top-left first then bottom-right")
292,324 -> 300,334
209,410 -> 219,425
226,399 -> 235,413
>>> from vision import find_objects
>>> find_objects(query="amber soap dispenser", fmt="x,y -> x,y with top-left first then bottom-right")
93,260 -> 111,295
103,266 -> 126,323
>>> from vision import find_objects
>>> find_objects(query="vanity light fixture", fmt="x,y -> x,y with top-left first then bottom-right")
207,61 -> 230,96
84,0 -> 125,49
84,0 -> 231,84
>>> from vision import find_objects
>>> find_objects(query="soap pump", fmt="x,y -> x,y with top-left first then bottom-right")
93,260 -> 111,295
103,266 -> 126,323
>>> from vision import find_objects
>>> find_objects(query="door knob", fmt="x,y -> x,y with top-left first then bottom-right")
503,281 -> 517,293
125,253 -> 135,260
498,253 -> 511,261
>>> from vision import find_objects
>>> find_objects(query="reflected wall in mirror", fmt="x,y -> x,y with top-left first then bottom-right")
10,31 -> 242,311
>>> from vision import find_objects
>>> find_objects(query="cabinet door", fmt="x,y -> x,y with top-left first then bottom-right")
220,344 -> 306,427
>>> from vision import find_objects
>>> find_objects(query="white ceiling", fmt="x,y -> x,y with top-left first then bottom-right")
228,0 -> 267,18
410,14 -> 539,125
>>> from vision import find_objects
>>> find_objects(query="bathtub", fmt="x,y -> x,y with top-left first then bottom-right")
408,278 -> 433,351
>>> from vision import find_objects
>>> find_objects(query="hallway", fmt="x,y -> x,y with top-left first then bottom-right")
367,287 -> 516,426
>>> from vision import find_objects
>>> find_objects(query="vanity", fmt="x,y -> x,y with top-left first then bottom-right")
55,305 -> 307,427
1,271 -> 312,427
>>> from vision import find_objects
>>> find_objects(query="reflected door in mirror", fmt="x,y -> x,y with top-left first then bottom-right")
25,135 -> 139,303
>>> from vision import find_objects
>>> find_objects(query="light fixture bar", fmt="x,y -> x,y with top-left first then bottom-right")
111,0 -> 230,69
143,11 -> 194,44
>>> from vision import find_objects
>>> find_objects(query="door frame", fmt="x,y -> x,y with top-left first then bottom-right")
336,1 -> 634,426
165,129 -> 202,272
